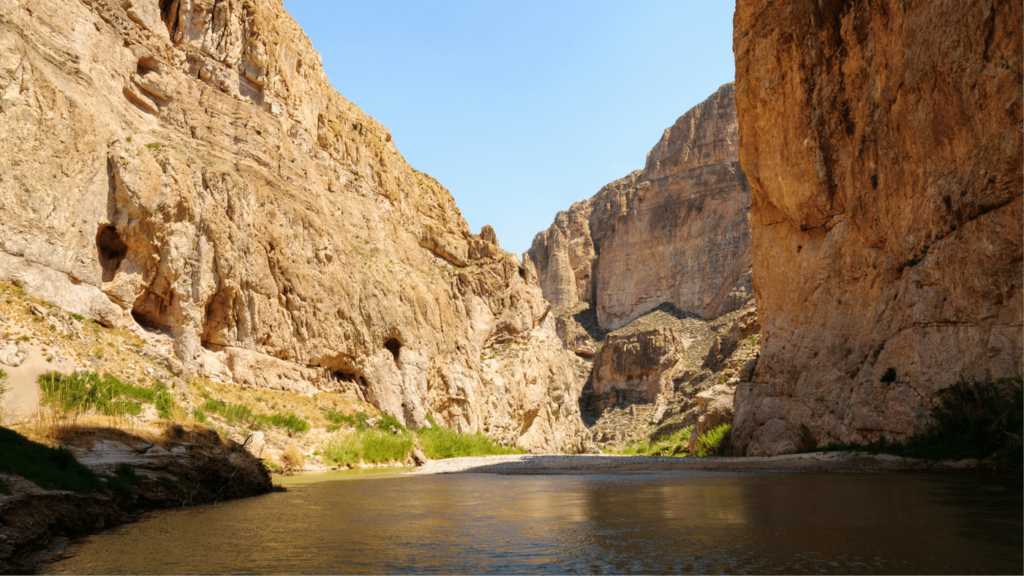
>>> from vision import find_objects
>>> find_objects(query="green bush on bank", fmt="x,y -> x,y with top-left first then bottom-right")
817,379 -> 1023,472
419,425 -> 524,460
693,423 -> 732,457
608,425 -> 695,457
322,427 -> 414,465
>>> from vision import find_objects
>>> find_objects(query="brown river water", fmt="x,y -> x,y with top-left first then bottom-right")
43,470 -> 1022,574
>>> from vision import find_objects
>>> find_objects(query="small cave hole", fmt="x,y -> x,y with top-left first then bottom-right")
384,338 -> 402,365
518,266 -> 526,280
333,370 -> 356,383
96,225 -> 128,282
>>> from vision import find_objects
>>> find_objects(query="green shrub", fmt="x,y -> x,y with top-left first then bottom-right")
693,423 -> 732,457
818,379 -> 1023,472
322,428 -> 413,465
0,426 -> 104,494
192,409 -> 208,423
419,425 -> 523,459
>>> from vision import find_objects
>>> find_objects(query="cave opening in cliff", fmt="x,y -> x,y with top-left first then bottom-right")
384,338 -> 402,365
96,225 -> 128,282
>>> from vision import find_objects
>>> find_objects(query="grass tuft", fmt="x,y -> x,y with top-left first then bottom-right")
419,426 -> 524,459
38,371 -> 179,420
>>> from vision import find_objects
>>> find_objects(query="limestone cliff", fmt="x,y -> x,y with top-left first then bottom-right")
526,83 -> 753,330
0,0 -> 590,452
732,0 -> 1023,455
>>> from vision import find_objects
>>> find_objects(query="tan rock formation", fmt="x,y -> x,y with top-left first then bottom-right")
527,83 -> 753,330
732,1 -> 1023,455
0,0 -> 589,452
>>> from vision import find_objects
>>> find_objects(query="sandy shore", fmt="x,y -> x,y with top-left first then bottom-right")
409,451 -> 984,475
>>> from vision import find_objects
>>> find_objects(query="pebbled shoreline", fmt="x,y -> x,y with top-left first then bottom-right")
409,451 -> 986,476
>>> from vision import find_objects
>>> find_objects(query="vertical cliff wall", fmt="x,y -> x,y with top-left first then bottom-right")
732,0 -> 1023,455
526,83 -> 753,331
0,0 -> 591,452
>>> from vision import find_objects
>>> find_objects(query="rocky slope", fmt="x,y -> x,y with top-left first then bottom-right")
580,303 -> 759,451
0,0 -> 589,452
732,0 -> 1023,455
526,83 -> 753,330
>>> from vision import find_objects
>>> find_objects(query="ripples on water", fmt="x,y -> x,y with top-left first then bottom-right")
44,470 -> 1023,574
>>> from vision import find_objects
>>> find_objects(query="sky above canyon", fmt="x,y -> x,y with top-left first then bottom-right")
283,1 -> 736,256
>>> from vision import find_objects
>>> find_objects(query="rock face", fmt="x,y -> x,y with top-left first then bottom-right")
0,0 -> 589,452
732,1 -> 1023,455
526,83 -> 753,330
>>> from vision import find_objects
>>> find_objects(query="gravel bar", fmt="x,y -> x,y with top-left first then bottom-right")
409,452 -> 983,475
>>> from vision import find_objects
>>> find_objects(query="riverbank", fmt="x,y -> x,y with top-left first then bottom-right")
409,451 -> 989,475
0,423 -> 272,575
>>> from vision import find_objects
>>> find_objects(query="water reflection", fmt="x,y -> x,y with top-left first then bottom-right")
44,471 -> 1022,574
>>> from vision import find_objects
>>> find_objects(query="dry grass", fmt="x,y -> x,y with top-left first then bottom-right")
281,443 -> 304,470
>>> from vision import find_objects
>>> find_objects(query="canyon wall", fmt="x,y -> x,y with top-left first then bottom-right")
0,0 -> 590,452
526,83 -> 753,331
732,0 -> 1023,455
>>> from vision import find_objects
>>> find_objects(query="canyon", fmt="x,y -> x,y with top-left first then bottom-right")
0,1 -> 1021,571
0,0 -> 1018,467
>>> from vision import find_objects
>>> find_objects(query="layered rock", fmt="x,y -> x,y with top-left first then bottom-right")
0,0 -> 589,452
732,1 -> 1023,455
526,83 -> 753,330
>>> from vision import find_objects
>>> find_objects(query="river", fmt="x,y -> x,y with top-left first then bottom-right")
44,469 -> 1022,574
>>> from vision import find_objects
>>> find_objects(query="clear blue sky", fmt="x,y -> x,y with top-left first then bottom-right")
283,1 -> 736,255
